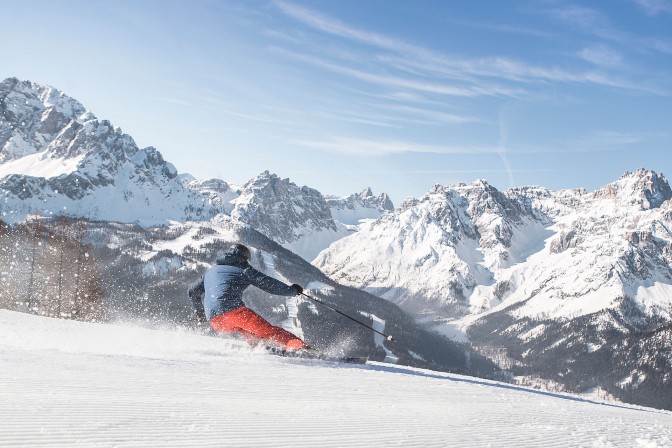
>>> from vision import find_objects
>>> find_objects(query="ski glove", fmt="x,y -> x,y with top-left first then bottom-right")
195,310 -> 207,323
291,284 -> 303,295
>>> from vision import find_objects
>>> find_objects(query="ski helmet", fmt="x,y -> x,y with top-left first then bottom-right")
231,243 -> 251,261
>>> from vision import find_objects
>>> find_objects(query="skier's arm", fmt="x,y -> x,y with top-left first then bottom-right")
188,276 -> 207,322
244,267 -> 300,296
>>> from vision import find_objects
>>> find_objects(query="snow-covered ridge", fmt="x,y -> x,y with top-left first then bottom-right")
2,309 -> 670,447
232,171 -> 335,239
227,172 -> 394,260
314,178 -> 552,315
1,78 -> 395,259
594,168 -> 672,210
0,78 -> 216,225
316,170 -> 672,324
326,187 -> 394,226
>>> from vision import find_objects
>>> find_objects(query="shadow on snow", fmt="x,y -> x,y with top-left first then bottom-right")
359,362 -> 662,414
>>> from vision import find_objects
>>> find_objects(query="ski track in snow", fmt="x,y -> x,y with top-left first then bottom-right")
1,310 -> 671,448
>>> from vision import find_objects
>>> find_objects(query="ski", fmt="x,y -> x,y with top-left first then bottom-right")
265,346 -> 368,364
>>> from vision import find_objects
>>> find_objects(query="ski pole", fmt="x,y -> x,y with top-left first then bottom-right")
300,292 -> 395,341
656,220 -> 672,238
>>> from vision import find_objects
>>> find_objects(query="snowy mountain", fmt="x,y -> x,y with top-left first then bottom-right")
315,169 -> 672,408
227,171 -> 349,261
314,179 -> 550,318
228,173 -> 394,260
0,78 -> 393,260
316,170 -> 672,321
0,78 -> 217,224
187,177 -> 239,214
2,309 -> 671,447
326,187 -> 394,226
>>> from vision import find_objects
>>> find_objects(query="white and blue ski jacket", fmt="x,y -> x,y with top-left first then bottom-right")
188,246 -> 297,321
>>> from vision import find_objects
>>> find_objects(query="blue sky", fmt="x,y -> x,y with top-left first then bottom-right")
1,0 -> 671,204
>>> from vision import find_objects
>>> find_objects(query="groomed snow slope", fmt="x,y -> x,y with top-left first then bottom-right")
1,310 -> 671,448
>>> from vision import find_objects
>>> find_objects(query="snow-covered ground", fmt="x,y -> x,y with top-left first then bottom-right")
0,151 -> 85,179
1,310 -> 671,448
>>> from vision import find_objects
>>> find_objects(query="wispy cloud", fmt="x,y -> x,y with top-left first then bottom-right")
201,95 -> 302,127
274,0 -> 427,56
147,96 -> 192,107
582,130 -> 659,146
274,1 -> 662,94
289,133 -> 663,157
547,4 -> 672,57
635,0 -> 672,15
310,110 -> 399,128
649,38 -> 672,54
269,47 -> 524,98
263,1 -> 671,167
312,106 -> 476,128
441,17 -> 557,38
536,130 -> 665,154
290,136 -> 496,156
578,45 -> 623,67
547,6 -> 610,31
380,105 -> 479,125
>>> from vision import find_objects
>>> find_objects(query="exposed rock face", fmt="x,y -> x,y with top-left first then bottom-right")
232,171 -> 336,240
315,179 -> 551,316
317,170 -> 672,322
228,171 -> 347,260
0,78 -> 214,224
593,169 -> 672,210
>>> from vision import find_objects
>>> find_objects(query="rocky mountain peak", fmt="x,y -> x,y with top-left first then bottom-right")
461,180 -> 523,221
354,187 -> 395,211
417,181 -> 528,250
399,196 -> 419,210
594,168 -> 671,210
359,187 -> 374,198
187,178 -> 238,213
325,187 -> 395,228
231,171 -> 336,245
1,77 -> 89,163
0,78 -> 214,224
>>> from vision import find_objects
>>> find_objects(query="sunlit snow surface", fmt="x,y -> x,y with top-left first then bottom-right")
1,310 -> 671,448
0,151 -> 85,178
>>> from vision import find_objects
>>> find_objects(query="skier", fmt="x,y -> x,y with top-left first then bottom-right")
189,243 -> 310,351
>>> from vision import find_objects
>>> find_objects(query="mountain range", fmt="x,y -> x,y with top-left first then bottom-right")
315,169 -> 672,409
316,170 -> 672,323
1,77 -> 671,410
0,77 -> 391,260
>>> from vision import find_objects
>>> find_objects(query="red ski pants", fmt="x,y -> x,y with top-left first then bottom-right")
210,306 -> 306,351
